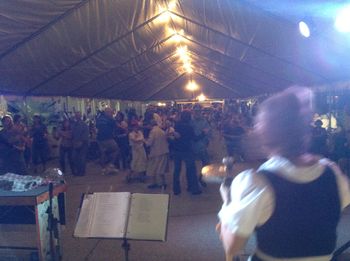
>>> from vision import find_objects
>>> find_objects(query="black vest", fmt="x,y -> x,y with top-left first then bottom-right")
256,167 -> 341,258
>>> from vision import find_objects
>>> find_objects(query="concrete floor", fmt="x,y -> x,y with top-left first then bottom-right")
60,161 -> 350,261
1,159 -> 349,261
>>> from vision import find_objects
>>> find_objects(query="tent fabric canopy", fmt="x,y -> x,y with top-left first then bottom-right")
0,0 -> 349,101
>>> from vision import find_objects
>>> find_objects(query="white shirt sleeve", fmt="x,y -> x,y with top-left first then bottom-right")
145,129 -> 155,147
217,157 -> 350,238
218,169 -> 274,237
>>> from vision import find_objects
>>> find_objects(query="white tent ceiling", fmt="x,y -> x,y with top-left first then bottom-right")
0,0 -> 349,101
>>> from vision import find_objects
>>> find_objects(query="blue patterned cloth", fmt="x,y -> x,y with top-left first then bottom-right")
0,173 -> 45,192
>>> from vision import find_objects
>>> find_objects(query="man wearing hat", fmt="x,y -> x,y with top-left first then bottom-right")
96,107 -> 120,175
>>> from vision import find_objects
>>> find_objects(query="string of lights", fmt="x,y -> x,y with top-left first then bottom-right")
155,1 -> 207,102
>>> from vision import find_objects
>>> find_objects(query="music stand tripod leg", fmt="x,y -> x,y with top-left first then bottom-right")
47,183 -> 59,261
122,238 -> 130,261
332,240 -> 350,260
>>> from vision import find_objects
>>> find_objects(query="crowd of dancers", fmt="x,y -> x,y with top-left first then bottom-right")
1,101 -> 350,195
0,103 -> 248,195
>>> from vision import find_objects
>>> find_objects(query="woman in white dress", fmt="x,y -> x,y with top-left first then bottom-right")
128,122 -> 147,182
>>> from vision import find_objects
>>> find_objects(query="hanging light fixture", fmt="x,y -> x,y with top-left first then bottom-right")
335,4 -> 350,33
168,28 -> 185,43
183,63 -> 193,74
156,10 -> 171,24
172,34 -> 182,43
197,93 -> 207,102
299,21 -> 311,37
155,0 -> 178,24
176,45 -> 193,74
168,1 -> 177,10
176,46 -> 188,57
186,81 -> 199,91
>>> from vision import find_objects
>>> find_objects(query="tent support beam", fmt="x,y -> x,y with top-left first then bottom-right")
189,51 -> 276,94
115,60 -> 182,99
106,74 -> 155,99
25,11 -> 168,96
182,35 -> 295,86
144,73 -> 187,101
93,52 -> 177,97
69,34 -> 175,96
0,0 -> 91,61
192,72 -> 240,95
101,46 -> 259,100
170,11 -> 329,81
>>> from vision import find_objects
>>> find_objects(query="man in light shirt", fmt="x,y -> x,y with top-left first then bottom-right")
145,120 -> 169,189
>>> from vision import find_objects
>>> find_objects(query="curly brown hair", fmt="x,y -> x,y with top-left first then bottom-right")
254,86 -> 313,158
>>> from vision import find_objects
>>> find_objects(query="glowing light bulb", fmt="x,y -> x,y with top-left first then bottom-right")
186,81 -> 199,91
181,55 -> 190,63
185,67 -> 193,74
335,5 -> 350,33
183,63 -> 193,73
172,29 -> 185,42
299,21 -> 310,37
172,34 -> 183,42
178,29 -> 184,36
168,1 -> 177,10
156,10 -> 171,24
197,93 -> 206,102
176,46 -> 188,57
167,27 -> 176,35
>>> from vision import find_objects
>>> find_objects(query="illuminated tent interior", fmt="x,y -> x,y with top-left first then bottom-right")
2,2 -> 350,260
1,0 -> 350,101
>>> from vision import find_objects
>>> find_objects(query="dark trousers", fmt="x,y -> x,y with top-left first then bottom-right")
72,143 -> 88,176
195,150 -> 210,183
173,151 -> 200,193
225,140 -> 244,160
251,255 -> 263,261
195,150 -> 210,166
2,149 -> 27,175
24,146 -> 31,168
59,146 -> 74,174
32,144 -> 48,167
115,141 -> 130,170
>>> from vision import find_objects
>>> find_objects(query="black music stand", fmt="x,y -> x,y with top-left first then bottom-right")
47,182 -> 62,261
74,192 -> 169,261
332,240 -> 350,260
122,238 -> 130,261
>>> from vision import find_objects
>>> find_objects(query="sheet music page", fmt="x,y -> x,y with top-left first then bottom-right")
126,193 -> 169,241
89,192 -> 131,238
74,194 -> 94,237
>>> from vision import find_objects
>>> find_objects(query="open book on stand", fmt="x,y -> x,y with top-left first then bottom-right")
74,192 -> 169,241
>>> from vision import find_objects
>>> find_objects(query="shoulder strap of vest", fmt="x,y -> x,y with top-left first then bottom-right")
258,165 -> 335,183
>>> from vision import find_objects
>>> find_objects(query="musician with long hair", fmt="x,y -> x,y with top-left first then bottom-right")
217,87 -> 350,261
